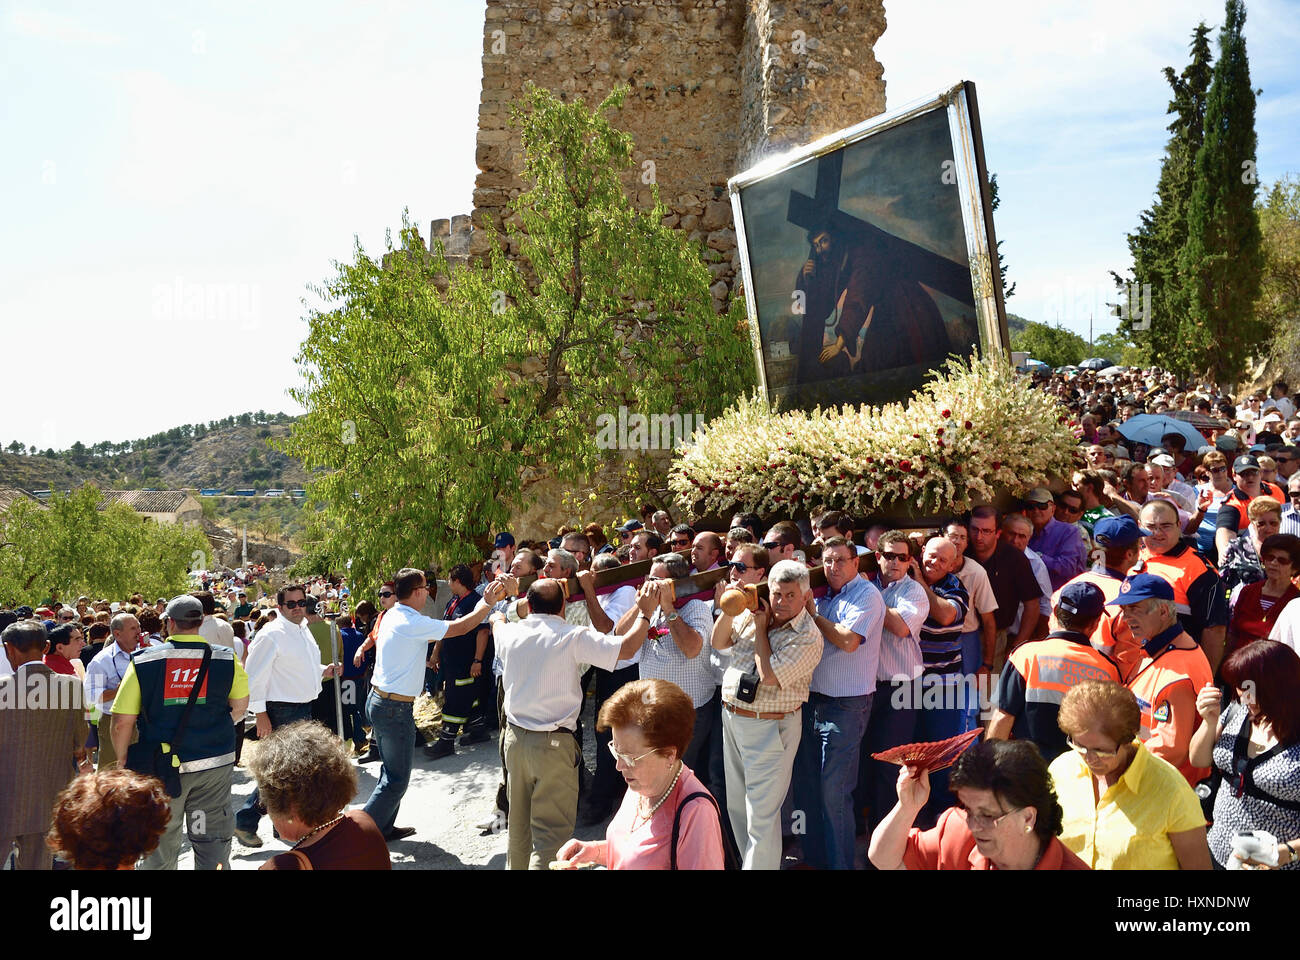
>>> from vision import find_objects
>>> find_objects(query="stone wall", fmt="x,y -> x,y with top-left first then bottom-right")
426,0 -> 889,535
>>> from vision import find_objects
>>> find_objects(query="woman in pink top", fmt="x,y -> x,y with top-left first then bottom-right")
556,679 -> 726,870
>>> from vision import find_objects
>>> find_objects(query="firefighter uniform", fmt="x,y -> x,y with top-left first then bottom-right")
112,619 -> 249,870
426,591 -> 483,757
993,629 -> 1121,761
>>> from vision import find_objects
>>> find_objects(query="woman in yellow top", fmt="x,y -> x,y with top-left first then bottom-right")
1048,680 -> 1211,870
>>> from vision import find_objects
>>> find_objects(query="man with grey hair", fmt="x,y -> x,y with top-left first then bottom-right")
84,611 -> 150,770
615,552 -> 718,772
542,548 -> 591,627
651,510 -> 673,540
712,559 -> 823,869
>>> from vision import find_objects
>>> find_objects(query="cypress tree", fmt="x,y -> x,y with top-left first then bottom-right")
1114,23 -> 1212,369
1177,0 -> 1264,383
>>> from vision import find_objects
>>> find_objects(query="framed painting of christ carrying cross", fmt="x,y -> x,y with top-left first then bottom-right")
728,80 -> 1009,412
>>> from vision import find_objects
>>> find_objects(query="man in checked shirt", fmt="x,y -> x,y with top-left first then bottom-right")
712,560 -> 824,870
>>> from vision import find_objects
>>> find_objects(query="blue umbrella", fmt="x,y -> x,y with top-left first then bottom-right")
1117,413 -> 1206,450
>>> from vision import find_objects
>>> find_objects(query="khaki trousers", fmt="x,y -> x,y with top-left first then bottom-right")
503,723 -> 578,870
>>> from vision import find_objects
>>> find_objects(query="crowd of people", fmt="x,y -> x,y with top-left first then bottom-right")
4,366 -> 1300,871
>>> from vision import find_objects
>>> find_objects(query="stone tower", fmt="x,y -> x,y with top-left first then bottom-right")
436,0 -> 889,531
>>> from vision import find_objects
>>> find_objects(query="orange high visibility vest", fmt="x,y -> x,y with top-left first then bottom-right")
1008,634 -> 1121,706
1053,570 -> 1141,679
1126,638 -> 1213,785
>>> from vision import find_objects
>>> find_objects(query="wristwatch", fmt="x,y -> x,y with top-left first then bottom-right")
472,659 -> 483,664
667,611 -> 680,623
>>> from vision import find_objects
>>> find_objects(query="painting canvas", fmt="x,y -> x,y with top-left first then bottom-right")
729,81 -> 1008,412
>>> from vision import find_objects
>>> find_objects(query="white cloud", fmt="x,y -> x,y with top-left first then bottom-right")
7,5 -> 121,46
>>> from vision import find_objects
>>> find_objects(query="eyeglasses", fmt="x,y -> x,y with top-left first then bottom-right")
957,802 -> 1022,830
1026,502 -> 1053,511
727,560 -> 752,572
57,614 -> 75,621
1209,467 -> 1228,475
672,538 -> 691,548
1144,522 -> 1179,533
281,599 -> 308,609
378,591 -> 393,598
877,550 -> 910,562
1065,737 -> 1121,760
607,742 -> 659,767
761,540 -> 783,550
1060,503 -> 1083,514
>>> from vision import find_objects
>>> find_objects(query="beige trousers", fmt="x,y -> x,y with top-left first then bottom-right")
503,723 -> 579,870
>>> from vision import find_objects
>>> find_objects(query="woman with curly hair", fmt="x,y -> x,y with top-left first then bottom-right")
246,720 -> 390,869
46,769 -> 171,870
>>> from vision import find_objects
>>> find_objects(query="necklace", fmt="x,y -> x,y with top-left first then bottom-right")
634,761 -> 682,827
291,813 -> 345,849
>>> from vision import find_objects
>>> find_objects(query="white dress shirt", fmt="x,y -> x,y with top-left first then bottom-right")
601,585 -> 641,670
371,602 -> 451,699
243,614 -> 324,713
495,613 -> 622,731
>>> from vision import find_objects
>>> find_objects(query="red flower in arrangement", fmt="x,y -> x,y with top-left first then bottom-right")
873,480 -> 883,489
953,465 -> 962,473
964,421 -> 973,430
936,428 -> 944,437
937,439 -> 945,448
992,461 -> 1002,470
899,460 -> 912,471
864,456 -> 874,464
941,409 -> 952,418
912,433 -> 921,439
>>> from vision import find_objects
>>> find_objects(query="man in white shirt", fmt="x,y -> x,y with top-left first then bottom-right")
362,568 -> 504,842
194,591 -> 241,659
233,583 -> 340,848
490,578 -> 652,869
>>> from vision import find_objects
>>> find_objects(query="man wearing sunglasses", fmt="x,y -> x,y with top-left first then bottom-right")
235,582 -> 342,848
1023,487 -> 1087,592
668,523 -> 696,554
1215,454 -> 1286,564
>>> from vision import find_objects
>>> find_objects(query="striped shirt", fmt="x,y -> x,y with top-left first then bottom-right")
1282,506 -> 1300,537
641,598 -> 716,707
720,607 -> 823,714
877,575 -> 929,682
810,575 -> 885,697
918,573 -> 970,677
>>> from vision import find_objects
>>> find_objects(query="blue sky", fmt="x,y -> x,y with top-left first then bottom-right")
2,0 -> 1297,450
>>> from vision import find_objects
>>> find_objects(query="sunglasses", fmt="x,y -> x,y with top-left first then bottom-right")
727,560 -> 753,572
378,591 -> 393,598
672,538 -> 692,548
761,540 -> 783,550
282,599 -> 308,609
877,550 -> 910,562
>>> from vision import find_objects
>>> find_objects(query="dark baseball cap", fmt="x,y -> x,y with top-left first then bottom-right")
617,519 -> 644,532
493,532 -> 515,548
1233,455 -> 1260,473
1093,515 -> 1152,548
163,595 -> 204,622
1022,487 -> 1053,505
1056,581 -> 1106,621
1107,573 -> 1175,606
14,605 -> 33,620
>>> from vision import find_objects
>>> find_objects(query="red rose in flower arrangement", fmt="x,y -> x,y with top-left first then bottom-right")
941,409 -> 952,418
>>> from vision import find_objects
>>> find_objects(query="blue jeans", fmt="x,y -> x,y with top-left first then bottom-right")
361,690 -> 415,836
236,700 -> 313,832
792,691 -> 872,869
913,674 -> 967,830
958,630 -> 982,731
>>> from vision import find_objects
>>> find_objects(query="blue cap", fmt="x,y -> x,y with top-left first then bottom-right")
1093,515 -> 1152,548
617,519 -> 644,533
493,532 -> 515,549
1107,573 -> 1175,606
1056,581 -> 1106,621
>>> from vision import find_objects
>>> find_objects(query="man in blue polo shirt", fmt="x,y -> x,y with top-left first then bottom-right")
792,536 -> 884,869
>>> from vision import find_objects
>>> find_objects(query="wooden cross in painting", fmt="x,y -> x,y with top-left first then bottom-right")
786,150 -> 975,306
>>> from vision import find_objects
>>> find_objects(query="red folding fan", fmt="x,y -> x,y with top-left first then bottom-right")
871,727 -> 983,772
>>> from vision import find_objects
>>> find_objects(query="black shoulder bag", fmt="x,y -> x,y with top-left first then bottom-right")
126,645 -> 212,798
670,790 -> 742,870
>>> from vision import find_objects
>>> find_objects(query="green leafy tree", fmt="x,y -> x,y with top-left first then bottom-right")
1263,176 -> 1300,372
0,486 -> 207,606
1010,320 -> 1089,368
279,84 -> 755,587
1112,22 -> 1213,365
1177,0 -> 1264,382
988,173 -> 1015,301
1093,331 -> 1150,368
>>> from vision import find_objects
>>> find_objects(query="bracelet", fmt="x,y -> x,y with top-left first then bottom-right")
1285,840 -> 1297,864
473,659 -> 482,664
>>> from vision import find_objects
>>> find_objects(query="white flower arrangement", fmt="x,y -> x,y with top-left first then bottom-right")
669,354 -> 1079,518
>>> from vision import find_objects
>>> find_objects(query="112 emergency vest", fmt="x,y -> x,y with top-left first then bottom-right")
130,638 -> 238,773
